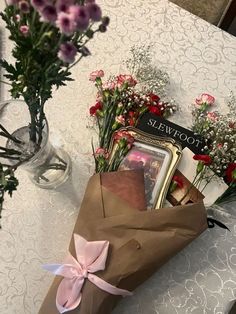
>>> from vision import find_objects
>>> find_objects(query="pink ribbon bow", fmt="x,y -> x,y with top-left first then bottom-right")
43,234 -> 132,313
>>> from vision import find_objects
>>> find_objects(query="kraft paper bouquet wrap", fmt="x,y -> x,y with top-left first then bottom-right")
39,170 -> 207,314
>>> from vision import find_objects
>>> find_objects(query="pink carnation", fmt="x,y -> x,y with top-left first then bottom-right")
20,25 -> 29,36
102,80 -> 116,90
207,111 -> 218,122
116,74 -> 137,87
195,93 -> 215,106
114,130 -> 134,145
95,148 -> 109,159
115,115 -> 125,125
89,70 -> 104,82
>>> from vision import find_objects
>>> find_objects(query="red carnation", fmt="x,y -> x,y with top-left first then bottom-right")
128,118 -> 135,126
89,101 -> 102,116
193,154 -> 212,165
147,93 -> 160,103
128,111 -> 135,117
225,163 -> 236,183
169,175 -> 184,193
149,106 -> 161,116
172,175 -> 184,188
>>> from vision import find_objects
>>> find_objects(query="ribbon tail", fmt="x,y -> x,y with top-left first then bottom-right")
207,217 -> 230,231
56,277 -> 84,314
88,274 -> 133,297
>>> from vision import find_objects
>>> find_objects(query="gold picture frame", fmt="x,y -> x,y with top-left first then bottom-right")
110,127 -> 182,209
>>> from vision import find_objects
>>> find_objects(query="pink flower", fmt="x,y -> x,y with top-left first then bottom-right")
20,25 -> 29,36
102,80 -> 116,90
116,74 -> 137,87
95,148 -> 109,159
207,111 -> 218,122
58,42 -> 77,63
115,115 -> 125,125
40,5 -> 57,22
114,130 -> 134,147
195,93 -> 215,106
56,11 -> 76,35
86,3 -> 102,21
89,70 -> 104,82
15,14 -> 21,22
69,5 -> 89,31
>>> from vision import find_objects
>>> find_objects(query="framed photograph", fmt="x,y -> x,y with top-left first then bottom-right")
110,127 -> 182,209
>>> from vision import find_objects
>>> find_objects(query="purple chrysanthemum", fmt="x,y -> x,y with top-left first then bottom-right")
40,5 -> 57,22
31,0 -> 45,10
7,0 -> 18,5
56,0 -> 74,13
69,5 -> 89,31
56,12 -> 76,35
19,1 -> 30,13
58,42 -> 77,63
86,3 -> 101,21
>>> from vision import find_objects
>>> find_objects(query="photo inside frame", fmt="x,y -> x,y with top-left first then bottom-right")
119,142 -> 170,208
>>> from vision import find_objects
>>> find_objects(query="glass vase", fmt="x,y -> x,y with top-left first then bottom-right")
0,99 -> 71,189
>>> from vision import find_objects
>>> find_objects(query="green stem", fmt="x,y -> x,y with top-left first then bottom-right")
0,124 -> 22,144
200,174 -> 215,193
0,154 -> 21,161
37,97 -> 46,146
67,55 -> 83,70
0,79 -> 11,86
29,108 -> 37,143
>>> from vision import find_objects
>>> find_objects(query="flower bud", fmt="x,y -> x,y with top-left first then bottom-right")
98,24 -> 107,33
102,16 -> 110,26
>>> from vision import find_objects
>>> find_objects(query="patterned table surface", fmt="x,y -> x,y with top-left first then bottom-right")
0,1 -> 236,313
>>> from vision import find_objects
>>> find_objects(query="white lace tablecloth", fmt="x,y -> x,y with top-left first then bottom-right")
0,1 -> 236,313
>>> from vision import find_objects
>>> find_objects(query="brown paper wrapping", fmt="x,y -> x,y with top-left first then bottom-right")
39,170 -> 207,314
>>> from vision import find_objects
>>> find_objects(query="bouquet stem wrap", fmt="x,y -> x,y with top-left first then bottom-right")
39,170 -> 207,314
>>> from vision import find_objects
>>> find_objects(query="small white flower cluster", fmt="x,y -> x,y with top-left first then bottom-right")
192,93 -> 236,176
124,45 -> 174,100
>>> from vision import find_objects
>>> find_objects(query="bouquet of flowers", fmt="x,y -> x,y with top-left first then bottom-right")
89,46 -> 177,173
0,0 -> 109,217
39,52 -> 232,314
171,93 -> 236,205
